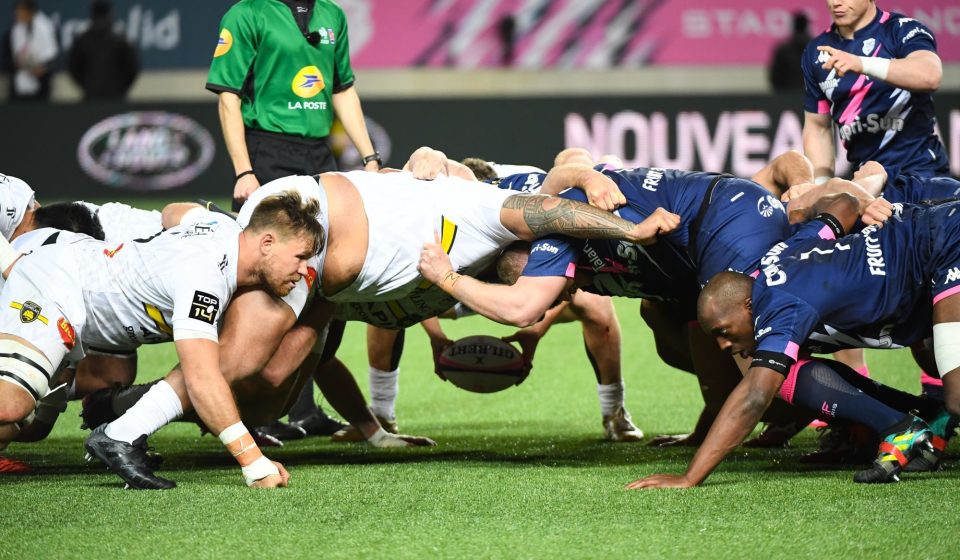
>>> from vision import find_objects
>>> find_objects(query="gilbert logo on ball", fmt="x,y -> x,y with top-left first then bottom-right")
438,335 -> 528,393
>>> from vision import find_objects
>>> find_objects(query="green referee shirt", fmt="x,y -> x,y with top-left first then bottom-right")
206,0 -> 355,139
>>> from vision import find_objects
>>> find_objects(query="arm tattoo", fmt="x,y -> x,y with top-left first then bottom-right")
504,195 -> 635,239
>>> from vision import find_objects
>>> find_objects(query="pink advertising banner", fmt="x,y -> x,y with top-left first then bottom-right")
343,0 -> 960,68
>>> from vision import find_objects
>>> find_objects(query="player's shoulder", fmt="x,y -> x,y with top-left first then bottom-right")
880,11 -> 925,30
168,213 -> 241,243
492,171 -> 546,193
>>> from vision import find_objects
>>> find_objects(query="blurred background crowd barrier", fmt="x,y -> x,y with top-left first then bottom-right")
1,0 -> 957,197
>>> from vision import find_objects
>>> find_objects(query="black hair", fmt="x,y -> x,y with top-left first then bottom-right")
33,202 -> 105,240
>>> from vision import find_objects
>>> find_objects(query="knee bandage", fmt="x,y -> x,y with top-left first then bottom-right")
933,322 -> 960,378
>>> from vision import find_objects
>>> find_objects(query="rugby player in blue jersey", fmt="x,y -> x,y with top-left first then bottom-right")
419,153 -> 828,443
802,0 -> 948,390
802,0 -> 946,180
630,194 -> 960,487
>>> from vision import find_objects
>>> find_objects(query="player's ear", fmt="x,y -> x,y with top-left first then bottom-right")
745,297 -> 753,312
259,231 -> 276,254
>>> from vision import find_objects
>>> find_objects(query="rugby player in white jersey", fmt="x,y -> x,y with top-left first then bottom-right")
0,190 -> 321,489
339,146 -> 645,443
89,167 -> 676,488
0,178 -> 210,473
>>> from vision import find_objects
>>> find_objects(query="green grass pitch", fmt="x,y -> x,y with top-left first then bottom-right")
3,302 -> 959,559
2,199 -> 958,558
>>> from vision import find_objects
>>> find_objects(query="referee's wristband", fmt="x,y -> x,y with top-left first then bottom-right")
235,169 -> 256,181
859,56 -> 890,81
361,152 -> 382,167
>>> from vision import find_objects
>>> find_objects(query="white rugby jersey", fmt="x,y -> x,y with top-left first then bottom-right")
14,210 -> 239,351
237,176 -> 325,317
81,201 -> 163,243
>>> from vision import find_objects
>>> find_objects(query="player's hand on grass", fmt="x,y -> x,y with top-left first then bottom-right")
583,172 -> 626,211
861,198 -> 893,227
419,231 -> 454,284
629,207 -> 680,245
646,433 -> 702,447
233,173 -> 260,206
368,428 -> 437,448
397,434 -> 437,447
625,473 -> 695,490
817,45 -> 862,77
249,460 -> 290,489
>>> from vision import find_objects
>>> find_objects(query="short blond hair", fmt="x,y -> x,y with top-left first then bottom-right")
245,190 -> 324,254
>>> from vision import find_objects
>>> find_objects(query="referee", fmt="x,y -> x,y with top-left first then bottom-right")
206,0 -> 380,440
206,0 -> 381,211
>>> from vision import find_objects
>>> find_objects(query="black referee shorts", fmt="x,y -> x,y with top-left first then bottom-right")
236,128 -> 338,210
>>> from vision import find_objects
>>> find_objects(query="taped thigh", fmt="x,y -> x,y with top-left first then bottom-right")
0,339 -> 56,403
933,322 -> 960,378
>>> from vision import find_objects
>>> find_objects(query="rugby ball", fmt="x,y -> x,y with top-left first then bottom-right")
437,335 -> 528,393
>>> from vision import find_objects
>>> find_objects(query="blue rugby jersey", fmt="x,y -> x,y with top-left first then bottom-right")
802,9 -> 947,176
882,174 -> 960,204
747,203 -> 960,374
521,185 -> 700,307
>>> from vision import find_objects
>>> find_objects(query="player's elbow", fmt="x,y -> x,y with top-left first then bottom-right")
919,72 -> 941,93
502,301 -> 548,328
781,149 -> 812,170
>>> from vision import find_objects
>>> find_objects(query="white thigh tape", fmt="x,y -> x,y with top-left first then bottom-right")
0,339 -> 54,402
933,322 -> 960,378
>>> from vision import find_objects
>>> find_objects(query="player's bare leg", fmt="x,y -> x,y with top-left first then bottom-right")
73,353 -> 137,396
568,292 -> 643,441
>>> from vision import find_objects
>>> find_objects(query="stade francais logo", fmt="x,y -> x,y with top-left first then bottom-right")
77,112 -> 215,191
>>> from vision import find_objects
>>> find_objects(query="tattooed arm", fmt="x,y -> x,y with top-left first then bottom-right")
499,194 -> 680,245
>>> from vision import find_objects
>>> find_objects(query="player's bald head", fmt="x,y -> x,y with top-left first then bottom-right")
698,271 -> 753,326
245,190 -> 324,254
496,241 -> 531,285
554,147 -> 594,168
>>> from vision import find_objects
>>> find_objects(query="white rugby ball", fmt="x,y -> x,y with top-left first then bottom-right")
438,335 -> 528,393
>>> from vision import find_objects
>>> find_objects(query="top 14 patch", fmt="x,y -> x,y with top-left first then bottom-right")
189,291 -> 220,324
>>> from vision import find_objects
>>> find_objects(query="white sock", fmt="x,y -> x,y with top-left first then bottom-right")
105,380 -> 184,444
597,381 -> 625,417
66,378 -> 77,401
369,366 -> 399,420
